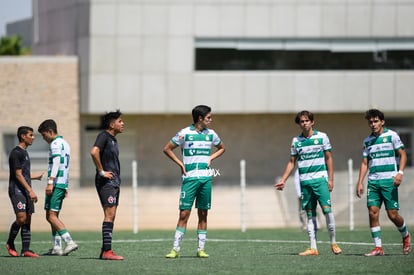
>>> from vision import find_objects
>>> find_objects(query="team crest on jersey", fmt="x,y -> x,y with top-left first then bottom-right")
108,196 -> 116,204
314,139 -> 319,145
17,201 -> 26,210
205,135 -> 210,141
383,137 -> 388,143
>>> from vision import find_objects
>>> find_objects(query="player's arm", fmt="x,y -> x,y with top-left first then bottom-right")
209,142 -> 225,166
356,158 -> 368,198
45,156 -> 60,195
15,168 -> 38,203
163,141 -> 186,175
324,151 -> 334,192
394,147 -> 407,187
31,171 -> 44,180
90,146 -> 113,179
274,156 -> 296,191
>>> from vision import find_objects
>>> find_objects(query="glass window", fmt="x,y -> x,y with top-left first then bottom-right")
195,38 -> 414,71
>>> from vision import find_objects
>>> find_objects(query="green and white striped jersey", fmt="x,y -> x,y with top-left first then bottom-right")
171,124 -> 221,179
362,128 -> 404,183
291,130 -> 331,185
48,136 -> 70,189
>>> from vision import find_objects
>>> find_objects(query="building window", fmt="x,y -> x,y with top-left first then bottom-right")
195,38 -> 414,71
3,133 -> 49,170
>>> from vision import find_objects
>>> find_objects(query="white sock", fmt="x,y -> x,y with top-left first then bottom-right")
307,217 -> 318,250
197,230 -> 207,251
173,228 -> 185,252
54,235 -> 62,248
325,212 -> 337,244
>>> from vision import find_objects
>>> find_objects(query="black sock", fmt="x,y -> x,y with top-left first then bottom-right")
20,224 -> 31,252
102,222 -> 114,251
7,222 -> 21,249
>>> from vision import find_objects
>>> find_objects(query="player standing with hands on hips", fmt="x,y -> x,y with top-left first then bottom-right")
356,109 -> 411,256
164,105 -> 225,258
6,126 -> 44,257
38,119 -> 78,256
91,110 -> 125,260
274,110 -> 342,256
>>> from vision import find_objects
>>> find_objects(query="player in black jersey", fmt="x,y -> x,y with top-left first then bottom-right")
91,110 -> 125,260
6,126 -> 43,257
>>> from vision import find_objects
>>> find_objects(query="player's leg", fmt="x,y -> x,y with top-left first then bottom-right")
96,183 -> 122,260
299,185 -> 318,256
364,183 -> 384,256
19,195 -> 39,257
6,193 -> 25,257
47,188 -> 77,255
166,178 -> 196,258
384,185 -> 411,255
195,179 -> 211,257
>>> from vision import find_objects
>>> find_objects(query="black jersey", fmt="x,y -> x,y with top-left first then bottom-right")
93,131 -> 121,183
9,146 -> 31,194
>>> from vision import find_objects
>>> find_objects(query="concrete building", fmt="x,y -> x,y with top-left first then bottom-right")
25,0 -> 414,186
2,0 -> 414,230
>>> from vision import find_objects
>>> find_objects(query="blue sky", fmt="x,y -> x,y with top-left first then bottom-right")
0,0 -> 32,37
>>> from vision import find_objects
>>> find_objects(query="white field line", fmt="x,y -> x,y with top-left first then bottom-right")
26,238 -> 403,247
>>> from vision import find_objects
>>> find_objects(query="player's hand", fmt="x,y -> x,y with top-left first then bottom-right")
274,180 -> 285,191
393,173 -> 403,187
101,170 -> 114,179
356,183 -> 364,198
29,190 -> 38,203
45,185 -> 53,196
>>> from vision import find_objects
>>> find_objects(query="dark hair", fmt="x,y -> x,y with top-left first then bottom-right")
294,110 -> 314,124
365,109 -> 385,121
17,126 -> 34,142
192,105 -> 212,124
38,119 -> 57,134
101,110 -> 122,129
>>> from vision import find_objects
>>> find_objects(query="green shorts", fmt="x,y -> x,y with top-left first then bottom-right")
45,187 -> 66,212
367,179 -> 400,210
301,178 -> 332,214
179,177 -> 212,210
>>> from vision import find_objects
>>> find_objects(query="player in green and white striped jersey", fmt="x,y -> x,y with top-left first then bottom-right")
356,109 -> 411,256
38,119 -> 78,256
164,105 -> 225,258
275,110 -> 342,256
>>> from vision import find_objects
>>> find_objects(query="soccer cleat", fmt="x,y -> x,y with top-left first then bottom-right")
364,247 -> 384,256
101,250 -> 124,260
44,247 -> 64,256
6,243 -> 18,257
21,250 -> 40,258
63,241 -> 78,255
299,248 -> 319,256
331,243 -> 342,255
197,249 -> 209,258
403,233 -> 412,255
165,249 -> 180,258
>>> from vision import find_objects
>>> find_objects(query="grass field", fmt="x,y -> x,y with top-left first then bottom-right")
1,227 -> 413,274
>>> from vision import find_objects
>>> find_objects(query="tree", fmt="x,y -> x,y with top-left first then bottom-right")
0,35 -> 31,55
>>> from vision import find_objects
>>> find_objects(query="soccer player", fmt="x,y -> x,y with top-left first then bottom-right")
90,110 -> 125,260
38,119 -> 78,256
6,126 -> 44,257
163,105 -> 225,258
274,110 -> 342,256
356,109 -> 411,256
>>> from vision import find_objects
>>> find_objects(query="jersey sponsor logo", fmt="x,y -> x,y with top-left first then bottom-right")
17,201 -> 26,210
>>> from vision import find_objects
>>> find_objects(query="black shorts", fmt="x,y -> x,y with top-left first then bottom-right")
95,179 -> 120,207
9,191 -> 35,214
